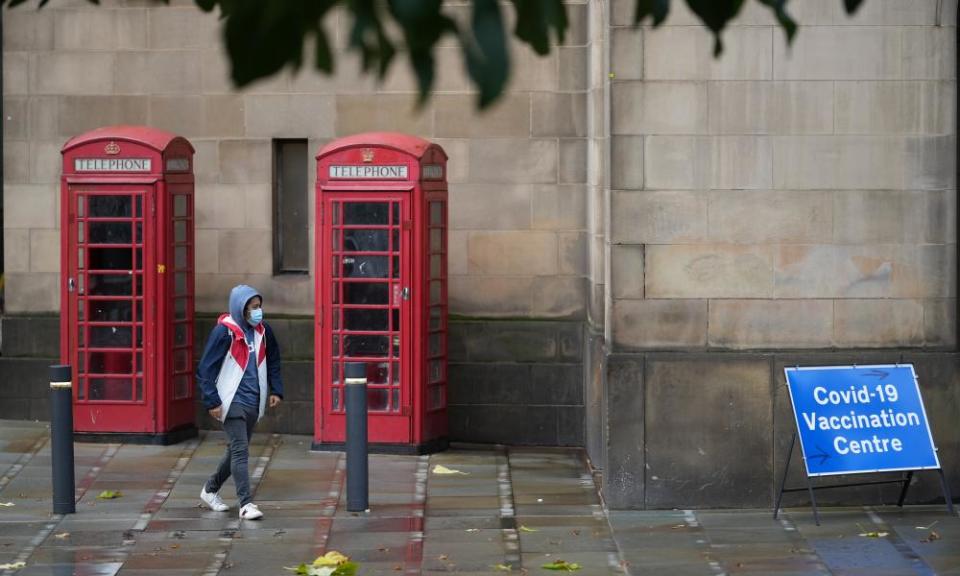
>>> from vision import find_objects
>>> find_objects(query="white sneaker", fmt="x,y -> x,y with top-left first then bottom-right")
239,502 -> 263,520
200,486 -> 229,512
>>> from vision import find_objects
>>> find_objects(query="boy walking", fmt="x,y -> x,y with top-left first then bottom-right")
196,284 -> 283,520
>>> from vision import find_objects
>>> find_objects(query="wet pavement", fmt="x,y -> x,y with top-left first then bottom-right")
0,420 -> 957,575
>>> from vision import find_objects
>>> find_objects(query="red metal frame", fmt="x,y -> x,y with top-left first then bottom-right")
315,133 -> 448,449
60,126 -> 195,437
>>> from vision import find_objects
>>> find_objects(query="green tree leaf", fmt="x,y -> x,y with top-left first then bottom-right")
508,0 -> 567,56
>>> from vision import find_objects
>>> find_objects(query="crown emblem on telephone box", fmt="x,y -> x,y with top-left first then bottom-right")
104,141 -> 121,155
361,148 -> 375,163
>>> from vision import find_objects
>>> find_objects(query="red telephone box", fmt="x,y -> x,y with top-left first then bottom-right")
60,126 -> 197,444
314,133 -> 448,453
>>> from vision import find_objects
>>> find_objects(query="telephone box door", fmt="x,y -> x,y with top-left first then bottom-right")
321,193 -> 412,443
65,185 -> 155,432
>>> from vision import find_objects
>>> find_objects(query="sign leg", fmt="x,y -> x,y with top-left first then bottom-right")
806,475 -> 821,526
896,470 -> 914,507
937,469 -> 955,515
774,433 -> 796,520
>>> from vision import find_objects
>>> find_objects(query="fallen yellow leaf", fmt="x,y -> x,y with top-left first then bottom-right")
519,525 -> 539,533
97,490 -> 122,499
493,564 -> 512,571
432,464 -> 468,475
0,562 -> 25,570
0,502 -> 15,507
314,551 -> 350,567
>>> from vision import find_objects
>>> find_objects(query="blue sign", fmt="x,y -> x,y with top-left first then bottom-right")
785,365 -> 940,477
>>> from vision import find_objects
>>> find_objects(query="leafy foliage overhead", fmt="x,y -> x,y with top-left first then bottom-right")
4,0 -> 866,108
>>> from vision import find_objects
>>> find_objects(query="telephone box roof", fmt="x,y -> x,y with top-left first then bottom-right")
62,125 -> 193,154
317,132 -> 446,161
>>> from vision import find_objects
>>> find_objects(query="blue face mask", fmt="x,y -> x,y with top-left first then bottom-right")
248,308 -> 263,326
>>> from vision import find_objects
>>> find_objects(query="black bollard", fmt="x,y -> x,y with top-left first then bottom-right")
49,365 -> 75,515
345,362 -> 369,512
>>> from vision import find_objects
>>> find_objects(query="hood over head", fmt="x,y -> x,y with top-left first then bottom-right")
228,284 -> 262,329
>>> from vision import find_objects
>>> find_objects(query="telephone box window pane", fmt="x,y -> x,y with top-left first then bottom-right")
174,375 -> 190,399
429,360 -> 443,383
391,202 -> 399,225
77,299 -> 85,320
136,377 -> 143,401
174,221 -> 187,243
430,202 -> 443,225
332,282 -> 340,304
135,276 -> 143,296
392,256 -> 399,278
344,335 -> 388,357
430,255 -> 442,278
77,249 -> 84,269
332,310 -> 340,330
89,248 -> 133,270
392,309 -> 399,332
174,195 -> 188,217
332,335 -> 340,356
430,228 -> 442,252
366,362 -> 389,384
89,273 -> 132,295
331,230 -> 340,251
332,387 -> 341,411
90,326 -> 132,347
344,202 -> 388,225
429,386 -> 444,410
367,388 -> 388,412
89,351 -> 132,374
175,246 -> 187,268
89,222 -> 131,244
428,333 -> 443,356
77,353 -> 85,373
78,326 -> 85,347
136,326 -> 143,347
77,197 -> 85,217
332,256 -> 341,278
136,352 -> 143,374
343,255 -> 388,278
430,307 -> 443,330
392,361 -> 400,384
90,300 -> 132,322
392,335 -> 400,358
175,273 -> 187,294
135,196 -> 143,217
344,282 -> 388,305
136,222 -> 143,244
175,298 -> 187,319
135,300 -> 143,322
332,362 -> 341,384
391,389 -> 400,412
135,248 -> 143,270
77,377 -> 86,400
391,230 -> 399,252
77,222 -> 85,243
175,323 -> 188,346
89,196 -> 131,218
332,203 -> 340,225
430,281 -> 442,304
89,378 -> 132,401
344,229 -> 388,252
344,309 -> 388,331
273,139 -> 309,274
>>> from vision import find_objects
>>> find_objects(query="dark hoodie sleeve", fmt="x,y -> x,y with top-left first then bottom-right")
196,324 -> 231,409
264,322 -> 284,399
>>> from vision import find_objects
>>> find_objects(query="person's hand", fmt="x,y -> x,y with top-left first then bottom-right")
269,395 -> 282,408
208,405 -> 222,420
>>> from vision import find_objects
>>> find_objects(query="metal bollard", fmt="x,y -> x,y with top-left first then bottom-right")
345,362 -> 369,512
49,365 -> 76,515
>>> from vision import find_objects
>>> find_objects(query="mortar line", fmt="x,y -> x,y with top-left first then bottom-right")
0,434 -> 49,495
404,454 -> 429,576
313,452 -> 346,555
498,446 -> 521,570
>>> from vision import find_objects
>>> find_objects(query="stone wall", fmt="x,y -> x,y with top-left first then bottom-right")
608,0 -> 957,352
2,1 -> 590,320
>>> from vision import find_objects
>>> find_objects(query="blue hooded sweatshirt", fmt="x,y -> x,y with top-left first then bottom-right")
196,284 -> 283,414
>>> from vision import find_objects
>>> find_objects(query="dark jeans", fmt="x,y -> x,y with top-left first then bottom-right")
206,402 -> 259,507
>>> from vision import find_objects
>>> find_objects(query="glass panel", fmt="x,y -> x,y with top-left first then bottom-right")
135,377 -> 143,401
367,388 -> 389,412
174,195 -> 188,217
343,255 -> 388,278
392,361 -> 400,384
344,282 -> 388,305
332,363 -> 341,385
392,309 -> 399,332
430,202 -> 443,225
428,332 -> 443,356
343,335 -> 389,357
344,202 -> 389,225
430,255 -> 442,278
332,256 -> 340,278
88,248 -> 133,270
77,196 -> 85,218
77,353 -> 85,373
332,335 -> 340,356
135,300 -> 143,322
391,202 -> 399,225
392,256 -> 399,279
174,374 -> 190,399
136,326 -> 143,347
77,222 -> 84,243
430,281 -> 442,305
89,196 -> 131,218
135,352 -> 143,374
88,222 -> 131,244
78,249 -> 84,269
332,387 -> 341,411
332,309 -> 340,330
78,275 -> 85,295
89,300 -> 132,322
370,362 -> 390,384
429,360 -> 443,383
136,222 -> 143,244
175,298 -> 187,319
430,228 -> 442,252
391,388 -> 400,412
174,220 -> 187,243
90,326 -> 132,347
77,299 -> 85,321
135,196 -> 143,217
331,229 -> 340,251
391,230 -> 399,252
89,351 -> 132,374
175,273 -> 187,294
392,335 -> 400,358
430,307 -> 443,330
88,377 -> 132,401
77,377 -> 85,400
135,275 -> 143,296
78,326 -> 85,347
332,202 -> 340,225
344,229 -> 388,252
174,350 -> 189,372
344,309 -> 388,331
175,246 -> 187,268
332,282 -> 339,304
429,386 -> 444,410
135,248 -> 143,270
174,323 -> 188,346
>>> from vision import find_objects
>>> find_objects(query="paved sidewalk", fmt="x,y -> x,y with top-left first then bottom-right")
1,420 -> 958,576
